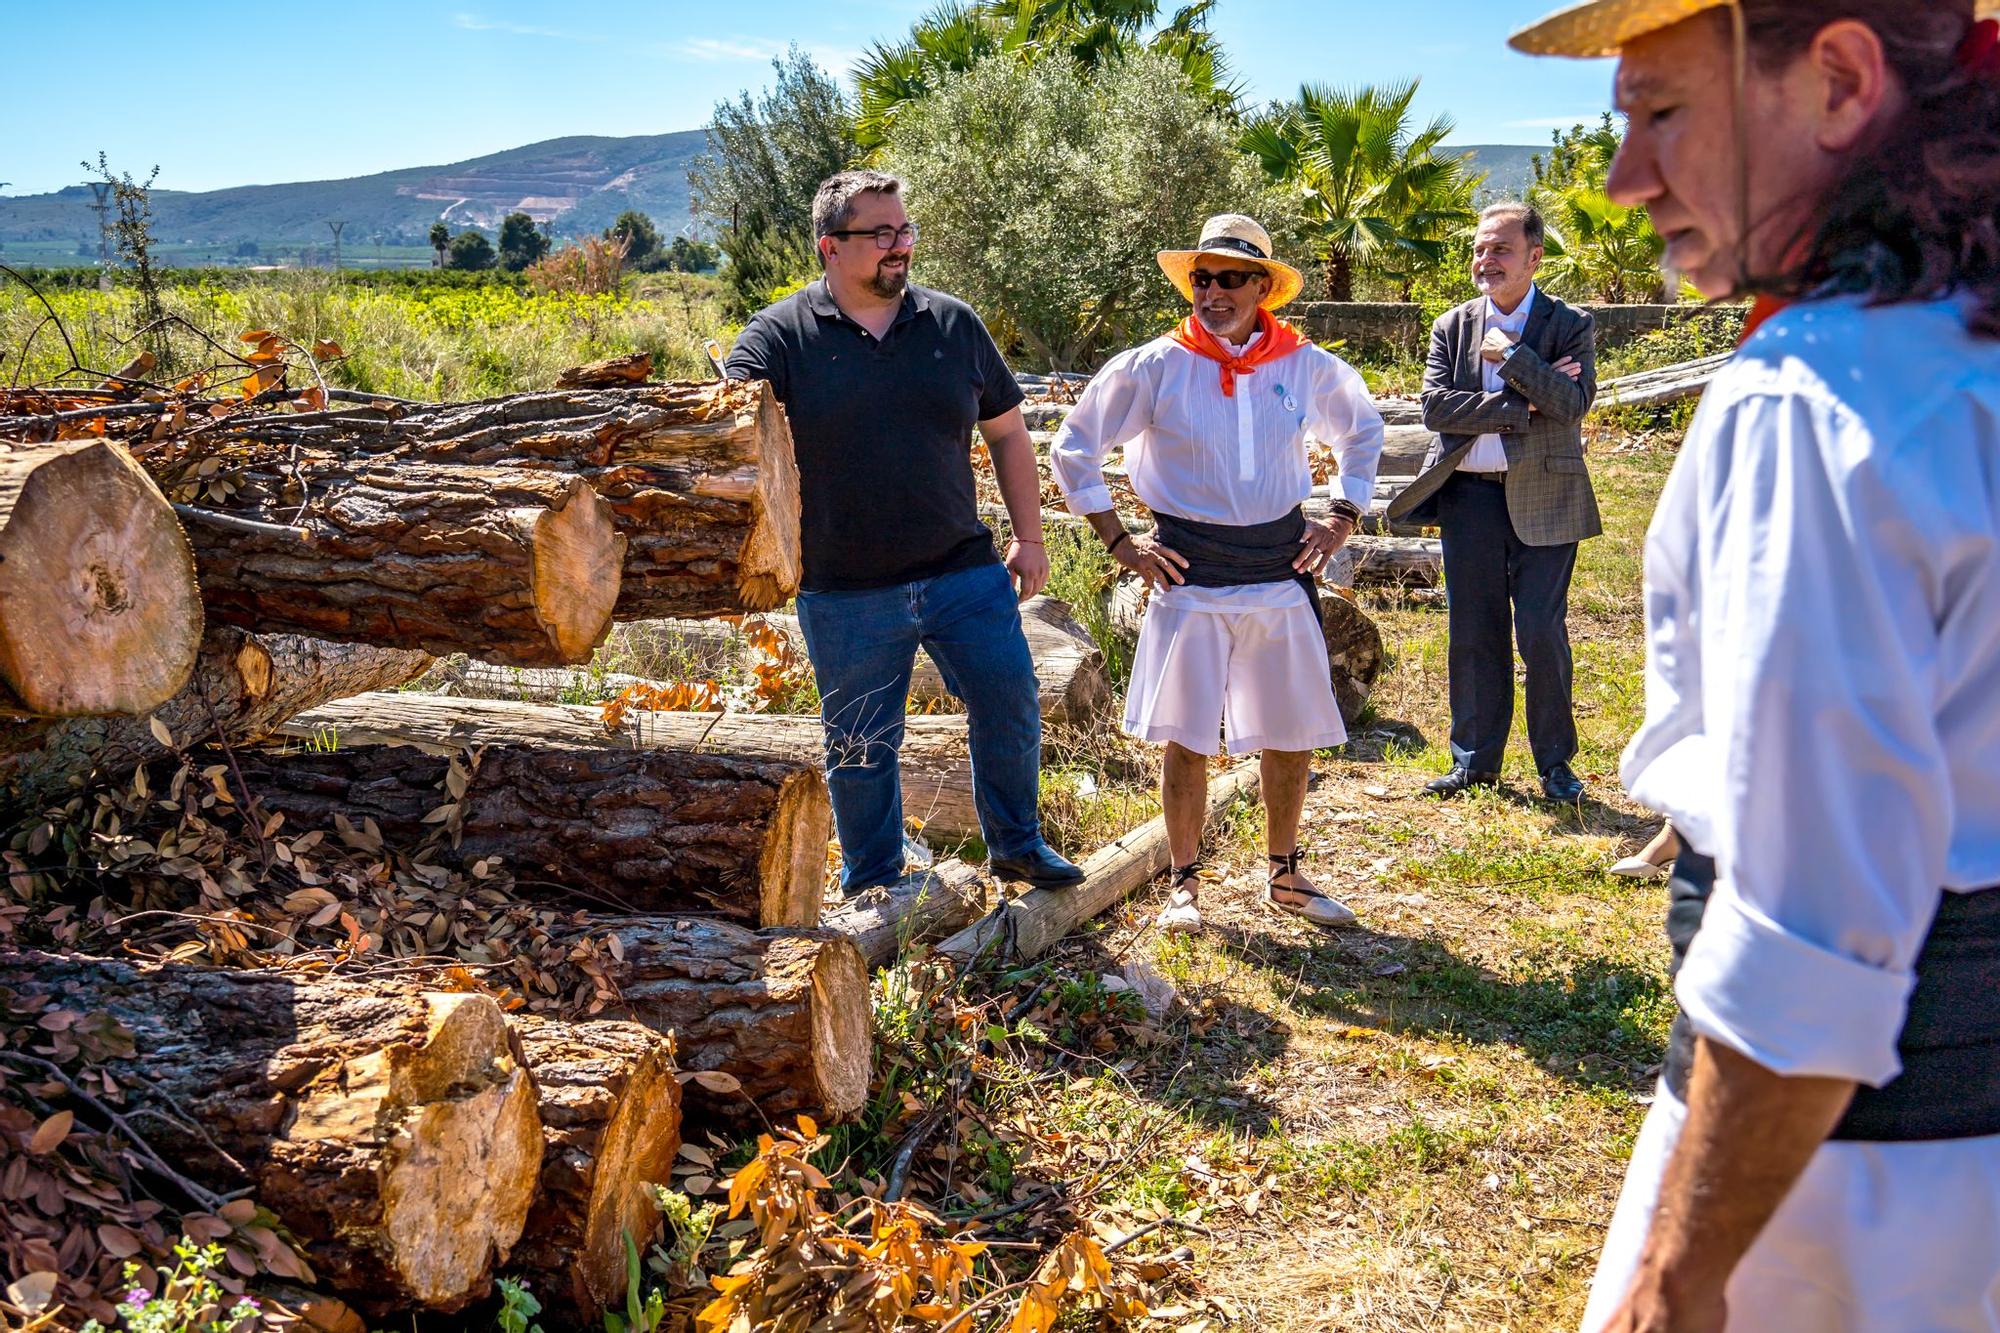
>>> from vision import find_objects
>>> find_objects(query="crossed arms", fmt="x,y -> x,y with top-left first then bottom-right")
1420,306 -> 1597,437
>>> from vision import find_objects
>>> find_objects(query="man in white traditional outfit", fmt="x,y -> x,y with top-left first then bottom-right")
1513,1 -> 2000,1330
1051,215 -> 1384,933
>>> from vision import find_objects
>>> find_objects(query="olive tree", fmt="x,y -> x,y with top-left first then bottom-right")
882,51 -> 1283,372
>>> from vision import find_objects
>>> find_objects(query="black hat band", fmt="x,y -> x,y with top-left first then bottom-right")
1200,236 -> 1268,261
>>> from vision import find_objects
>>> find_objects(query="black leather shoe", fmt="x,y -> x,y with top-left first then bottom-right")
1540,763 -> 1585,803
991,844 -> 1086,888
1425,766 -> 1500,797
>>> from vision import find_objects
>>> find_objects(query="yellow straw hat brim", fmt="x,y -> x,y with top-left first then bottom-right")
1513,0 -> 2000,57
1156,251 -> 1306,312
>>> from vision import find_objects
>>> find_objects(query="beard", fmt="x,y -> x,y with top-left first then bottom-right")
867,259 -> 910,300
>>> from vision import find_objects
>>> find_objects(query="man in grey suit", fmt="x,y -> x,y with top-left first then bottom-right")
1388,202 -> 1601,801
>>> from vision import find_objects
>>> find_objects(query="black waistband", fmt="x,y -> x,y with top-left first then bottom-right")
1662,850 -> 2000,1142
1151,507 -> 1320,617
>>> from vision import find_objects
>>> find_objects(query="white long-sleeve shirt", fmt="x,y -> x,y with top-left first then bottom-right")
1049,332 -> 1384,611
1622,294 -> 2000,1088
1462,285 -> 1538,473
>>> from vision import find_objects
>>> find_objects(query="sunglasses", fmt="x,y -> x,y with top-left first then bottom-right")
1189,268 -> 1262,291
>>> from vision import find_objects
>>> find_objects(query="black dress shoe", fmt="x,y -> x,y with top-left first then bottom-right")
991,844 -> 1086,888
1425,766 -> 1500,797
1540,763 -> 1585,803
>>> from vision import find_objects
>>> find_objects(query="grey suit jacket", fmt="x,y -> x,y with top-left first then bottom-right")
1387,289 -> 1603,547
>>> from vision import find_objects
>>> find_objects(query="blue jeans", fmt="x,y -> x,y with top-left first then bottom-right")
795,561 -> 1047,889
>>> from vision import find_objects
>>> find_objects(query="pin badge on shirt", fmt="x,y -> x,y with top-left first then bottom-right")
1274,384 -> 1298,414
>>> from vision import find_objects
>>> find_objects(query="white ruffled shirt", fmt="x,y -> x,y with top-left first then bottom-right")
1049,331 -> 1384,612
1622,294 -> 2000,1088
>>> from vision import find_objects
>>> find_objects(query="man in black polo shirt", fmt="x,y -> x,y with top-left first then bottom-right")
725,168 -> 1083,896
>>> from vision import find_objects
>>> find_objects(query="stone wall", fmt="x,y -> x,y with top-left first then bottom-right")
1292,301 -> 1742,357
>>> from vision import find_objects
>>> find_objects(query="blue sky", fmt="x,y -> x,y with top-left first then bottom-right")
0,1 -> 1619,196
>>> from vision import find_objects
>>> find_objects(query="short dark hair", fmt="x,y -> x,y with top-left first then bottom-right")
812,169 -> 903,240
1479,201 -> 1546,248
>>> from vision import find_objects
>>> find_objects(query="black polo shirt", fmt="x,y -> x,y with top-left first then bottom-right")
724,278 -> 1023,592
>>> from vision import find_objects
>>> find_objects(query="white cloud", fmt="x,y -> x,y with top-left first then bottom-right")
453,12 -> 602,42
659,35 -> 864,72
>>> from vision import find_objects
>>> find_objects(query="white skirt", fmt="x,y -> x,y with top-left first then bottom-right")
1123,589 -> 1344,757
1583,1086 -> 2000,1331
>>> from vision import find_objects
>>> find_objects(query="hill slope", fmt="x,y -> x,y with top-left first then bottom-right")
0,131 -> 709,266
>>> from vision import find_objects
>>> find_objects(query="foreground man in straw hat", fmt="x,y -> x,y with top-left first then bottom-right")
1050,215 -> 1384,932
1512,1 -> 2000,1329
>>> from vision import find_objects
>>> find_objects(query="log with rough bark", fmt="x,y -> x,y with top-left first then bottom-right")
1596,352 -> 1731,410
230,739 -> 831,927
170,456 -> 624,666
219,380 -> 802,619
820,859 -> 987,969
599,596 -> 1112,726
1326,535 -> 1442,590
279,694 -> 987,844
555,352 -> 653,389
938,765 -> 1261,966
0,951 -> 540,1314
510,1015 -> 683,1318
565,919 -> 873,1126
0,628 -> 431,812
0,439 -> 202,718
1106,576 -> 1383,725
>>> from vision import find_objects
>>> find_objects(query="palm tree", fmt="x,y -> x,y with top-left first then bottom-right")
1240,80 -> 1477,301
853,0 -> 1236,152
428,221 -> 451,270
1530,116 -> 1666,303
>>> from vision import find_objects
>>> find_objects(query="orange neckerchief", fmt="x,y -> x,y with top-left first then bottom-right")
1739,293 -> 1791,345
1168,307 -> 1308,397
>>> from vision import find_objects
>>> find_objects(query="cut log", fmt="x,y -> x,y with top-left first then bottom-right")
1378,423 -> 1435,478
1326,535 -> 1442,590
1596,353 -> 1730,411
170,458 -> 624,666
419,657 -> 656,705
600,596 -> 1112,727
0,439 -> 202,718
821,859 -> 987,969
217,380 -> 802,619
0,951 -> 540,1314
566,920 -> 873,1127
1105,576 -> 1383,725
279,694 -> 987,845
937,765 -> 1260,966
230,740 -> 830,927
510,1015 -> 682,1318
0,628 -> 431,812
555,352 -> 653,389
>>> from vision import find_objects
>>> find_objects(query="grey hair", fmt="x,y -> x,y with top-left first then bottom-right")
812,169 -> 903,240
1478,201 -> 1546,248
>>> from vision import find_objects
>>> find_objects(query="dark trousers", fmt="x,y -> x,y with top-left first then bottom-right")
1436,470 -> 1579,775
794,561 -> 1047,889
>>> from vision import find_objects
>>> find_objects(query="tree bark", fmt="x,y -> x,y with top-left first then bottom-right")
169,457 -> 625,667
0,439 -> 202,718
0,951 -> 541,1315
212,380 -> 802,620
510,1015 -> 682,1319
937,766 -> 1261,967
562,919 -> 873,1128
820,859 -> 987,970
0,628 -> 431,814
230,740 -> 831,928
1325,535 -> 1441,590
278,694 -> 986,845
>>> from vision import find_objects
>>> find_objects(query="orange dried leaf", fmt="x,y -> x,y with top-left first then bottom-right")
238,328 -> 274,344
27,1110 -> 72,1154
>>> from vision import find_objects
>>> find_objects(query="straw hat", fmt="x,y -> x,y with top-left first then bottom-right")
1157,215 -> 1305,311
1513,0 -> 2000,57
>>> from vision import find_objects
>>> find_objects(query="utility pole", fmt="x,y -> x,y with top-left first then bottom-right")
327,219 -> 346,271
87,180 -> 114,291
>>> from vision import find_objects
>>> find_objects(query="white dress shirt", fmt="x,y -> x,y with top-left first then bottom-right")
1050,331 -> 1385,612
1461,285 -> 1538,473
1621,294 -> 2000,1088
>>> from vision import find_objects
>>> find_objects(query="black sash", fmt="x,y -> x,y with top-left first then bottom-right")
1662,850 -> 2000,1141
1151,507 -> 1321,619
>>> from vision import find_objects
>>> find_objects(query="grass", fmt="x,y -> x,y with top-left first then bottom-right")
923,441 -> 1682,1331
0,268 -> 727,400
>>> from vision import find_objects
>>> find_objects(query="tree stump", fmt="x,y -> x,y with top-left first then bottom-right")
0,951 -> 541,1315
0,440 -> 201,718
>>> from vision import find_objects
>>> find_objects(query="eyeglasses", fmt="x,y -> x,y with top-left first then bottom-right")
826,223 -> 920,250
1190,268 -> 1262,291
